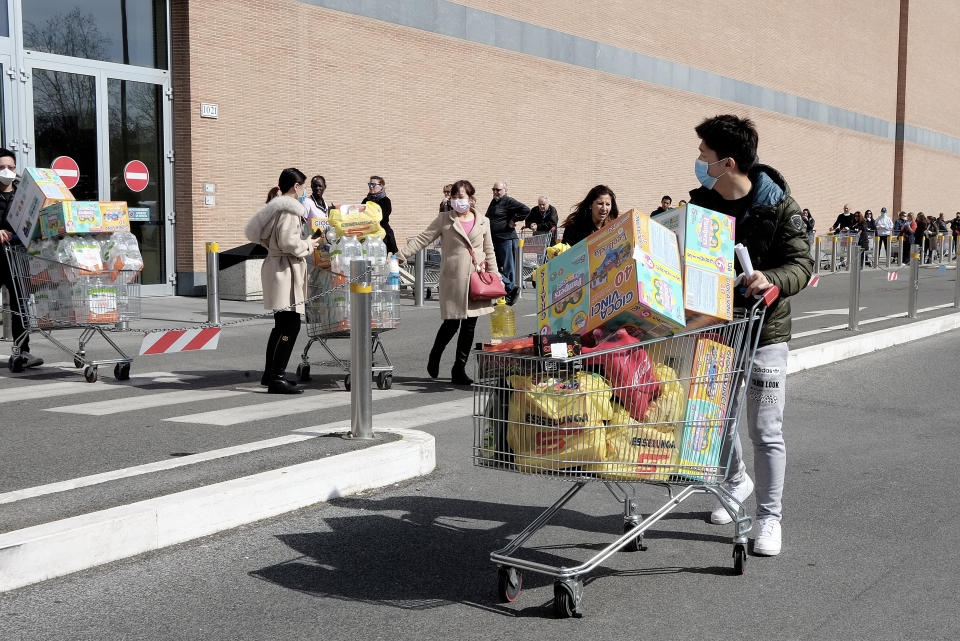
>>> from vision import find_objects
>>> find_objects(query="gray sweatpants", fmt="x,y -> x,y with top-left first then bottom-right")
722,342 -> 788,521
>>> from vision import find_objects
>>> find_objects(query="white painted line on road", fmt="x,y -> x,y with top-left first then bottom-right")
0,381 -> 103,403
792,303 -> 954,338
293,397 -> 472,434
0,427 -> 435,592
0,434 -> 317,506
165,388 -> 415,426
789,311 -> 960,374
46,389 -> 248,416
129,371 -> 202,384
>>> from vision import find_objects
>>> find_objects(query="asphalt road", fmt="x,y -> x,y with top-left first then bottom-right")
1,330 -> 958,640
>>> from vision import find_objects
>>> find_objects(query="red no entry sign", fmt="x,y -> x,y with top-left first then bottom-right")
51,156 -> 79,189
123,160 -> 150,192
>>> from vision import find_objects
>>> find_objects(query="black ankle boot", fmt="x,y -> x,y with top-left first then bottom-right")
267,376 -> 303,395
450,367 -> 473,386
427,349 -> 442,379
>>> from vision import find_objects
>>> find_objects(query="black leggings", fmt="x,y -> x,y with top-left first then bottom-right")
432,317 -> 478,371
263,310 -> 301,378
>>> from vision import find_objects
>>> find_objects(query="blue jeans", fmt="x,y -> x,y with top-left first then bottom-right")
493,237 -> 518,292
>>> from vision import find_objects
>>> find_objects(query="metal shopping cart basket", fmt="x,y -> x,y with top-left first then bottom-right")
399,237 -> 441,300
298,265 -> 398,390
4,244 -> 140,382
472,296 -> 771,617
519,230 -> 552,289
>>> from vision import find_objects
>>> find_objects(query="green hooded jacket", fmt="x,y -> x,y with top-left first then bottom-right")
689,164 -> 813,346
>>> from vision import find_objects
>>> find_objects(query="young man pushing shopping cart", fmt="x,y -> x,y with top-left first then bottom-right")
687,115 -> 813,556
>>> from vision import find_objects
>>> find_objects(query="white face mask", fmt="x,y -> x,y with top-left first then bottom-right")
0,169 -> 16,185
450,198 -> 470,214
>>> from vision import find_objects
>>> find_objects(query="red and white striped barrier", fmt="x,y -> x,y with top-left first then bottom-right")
139,327 -> 221,355
808,274 -> 820,288
887,271 -> 899,281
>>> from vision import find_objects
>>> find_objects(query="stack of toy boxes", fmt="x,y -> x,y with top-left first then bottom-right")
7,168 -> 75,246
653,204 -> 735,329
534,210 -> 685,339
35,201 -> 133,324
676,337 -> 735,481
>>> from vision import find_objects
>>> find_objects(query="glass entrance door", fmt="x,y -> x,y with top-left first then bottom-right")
107,78 -> 165,285
23,62 -> 172,292
29,67 -> 99,200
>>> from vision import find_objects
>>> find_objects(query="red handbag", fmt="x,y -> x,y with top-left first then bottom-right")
461,231 -> 507,301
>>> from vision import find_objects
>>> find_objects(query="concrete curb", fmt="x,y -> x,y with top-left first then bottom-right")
0,427 -> 435,593
788,311 -> 960,374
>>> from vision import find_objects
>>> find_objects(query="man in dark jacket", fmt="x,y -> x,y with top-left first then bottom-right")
651,195 -> 672,215
0,147 -> 42,368
485,181 -> 528,304
688,115 -> 812,558
523,196 -> 558,245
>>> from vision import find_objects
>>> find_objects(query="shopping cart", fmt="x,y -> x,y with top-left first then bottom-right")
3,244 -> 140,382
472,297 -> 770,617
298,265 -> 398,390
399,237 -> 441,300
518,230 -> 552,289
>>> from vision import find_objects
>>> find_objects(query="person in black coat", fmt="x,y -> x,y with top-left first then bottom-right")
560,185 -> 619,246
523,196 -> 558,244
485,181 -> 529,303
362,175 -> 397,254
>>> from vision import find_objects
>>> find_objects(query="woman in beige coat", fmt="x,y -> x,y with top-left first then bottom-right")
398,179 -> 497,385
244,168 -> 320,394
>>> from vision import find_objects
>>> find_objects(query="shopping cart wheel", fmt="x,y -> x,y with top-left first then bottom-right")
343,374 -> 351,391
732,543 -> 747,575
114,363 -> 131,381
73,356 -> 84,368
8,355 -> 25,373
83,366 -> 98,384
496,567 -> 522,603
296,363 -> 311,382
376,372 -> 393,390
553,580 -> 583,619
623,522 -> 647,552
425,288 -> 433,300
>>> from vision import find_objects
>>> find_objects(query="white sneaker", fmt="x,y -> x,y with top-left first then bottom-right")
21,353 -> 44,368
753,518 -> 782,556
710,474 -> 754,524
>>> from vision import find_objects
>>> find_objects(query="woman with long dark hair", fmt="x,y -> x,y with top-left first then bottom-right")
560,184 -> 619,246
244,168 -> 321,394
398,179 -> 496,385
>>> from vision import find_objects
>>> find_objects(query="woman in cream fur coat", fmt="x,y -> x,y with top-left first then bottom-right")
244,168 -> 320,394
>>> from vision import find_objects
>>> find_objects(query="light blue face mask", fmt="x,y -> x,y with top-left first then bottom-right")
297,186 -> 307,203
695,158 -> 727,190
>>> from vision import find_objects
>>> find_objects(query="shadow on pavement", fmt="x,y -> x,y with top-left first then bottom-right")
249,494 -> 739,617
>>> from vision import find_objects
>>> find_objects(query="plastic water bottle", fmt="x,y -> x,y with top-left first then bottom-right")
341,234 -> 363,268
329,237 -> 344,274
489,298 -> 516,340
364,236 -> 388,278
386,255 -> 400,290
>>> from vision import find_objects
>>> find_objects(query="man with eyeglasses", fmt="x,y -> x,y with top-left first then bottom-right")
0,147 -> 43,368
439,184 -> 453,213
485,181 -> 528,305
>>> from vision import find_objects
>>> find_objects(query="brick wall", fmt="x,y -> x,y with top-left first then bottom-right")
170,0 -> 954,277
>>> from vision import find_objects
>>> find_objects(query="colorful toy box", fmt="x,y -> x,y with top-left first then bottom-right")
653,204 -> 736,328
534,241 -> 590,334
583,210 -> 685,338
676,338 -> 735,480
39,201 -> 131,238
7,168 -> 75,245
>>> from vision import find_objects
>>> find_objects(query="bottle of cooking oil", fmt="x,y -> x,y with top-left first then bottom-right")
489,298 -> 516,341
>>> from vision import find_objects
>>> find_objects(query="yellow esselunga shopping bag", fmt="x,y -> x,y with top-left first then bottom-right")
592,365 -> 685,481
506,371 -> 612,472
